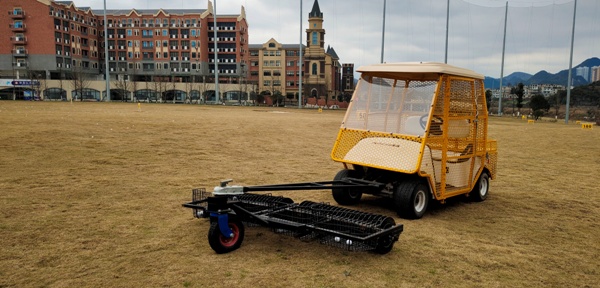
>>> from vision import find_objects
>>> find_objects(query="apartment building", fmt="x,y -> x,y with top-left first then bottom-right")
0,0 -> 248,101
248,40 -> 304,104
592,66 -> 600,83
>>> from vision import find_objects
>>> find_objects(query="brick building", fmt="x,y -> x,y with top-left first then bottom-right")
0,0 -> 249,102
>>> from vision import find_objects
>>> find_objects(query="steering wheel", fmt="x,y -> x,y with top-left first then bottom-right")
419,114 -> 429,129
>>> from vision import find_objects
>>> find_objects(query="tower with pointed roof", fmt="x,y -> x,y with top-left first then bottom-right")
303,0 -> 340,103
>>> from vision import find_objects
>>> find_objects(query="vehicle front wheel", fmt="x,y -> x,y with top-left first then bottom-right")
208,216 -> 245,254
394,181 -> 430,219
332,169 -> 362,205
470,171 -> 490,202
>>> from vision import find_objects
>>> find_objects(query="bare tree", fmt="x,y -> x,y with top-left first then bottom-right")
169,74 -> 177,103
25,67 -> 42,100
38,71 -> 49,100
200,75 -> 208,104
113,74 -> 131,102
239,75 -> 250,105
69,63 -> 92,101
184,75 -> 200,104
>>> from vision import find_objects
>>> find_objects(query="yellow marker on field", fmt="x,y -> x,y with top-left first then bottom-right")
528,120 -> 535,124
522,115 -> 526,120
582,123 -> 593,129
576,121 -> 581,124
138,103 -> 141,112
318,107 -> 323,113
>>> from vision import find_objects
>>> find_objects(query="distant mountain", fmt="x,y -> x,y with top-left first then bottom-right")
526,70 -> 587,86
484,57 -> 600,88
484,72 -> 532,89
575,57 -> 600,69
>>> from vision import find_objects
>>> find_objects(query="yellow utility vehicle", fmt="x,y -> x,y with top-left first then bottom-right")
330,62 -> 497,219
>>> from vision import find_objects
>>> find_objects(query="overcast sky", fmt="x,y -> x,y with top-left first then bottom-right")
75,0 -> 599,78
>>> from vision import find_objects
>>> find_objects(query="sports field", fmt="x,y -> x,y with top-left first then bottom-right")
1,101 -> 598,287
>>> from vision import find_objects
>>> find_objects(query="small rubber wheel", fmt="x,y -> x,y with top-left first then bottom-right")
394,181 -> 430,219
470,171 -> 490,202
208,217 -> 245,254
332,169 -> 362,205
374,217 -> 397,254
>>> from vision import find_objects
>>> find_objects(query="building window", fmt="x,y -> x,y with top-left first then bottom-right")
287,61 -> 294,67
312,63 -> 317,75
264,71 -> 271,76
312,32 -> 317,45
268,43 -> 275,48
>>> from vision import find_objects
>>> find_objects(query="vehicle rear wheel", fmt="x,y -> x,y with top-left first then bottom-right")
394,180 -> 429,219
470,171 -> 490,202
208,216 -> 245,254
332,169 -> 362,205
374,217 -> 397,254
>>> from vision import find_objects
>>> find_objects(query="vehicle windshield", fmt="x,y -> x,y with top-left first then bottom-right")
342,76 -> 438,137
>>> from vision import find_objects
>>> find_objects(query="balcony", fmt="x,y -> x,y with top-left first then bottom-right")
9,23 -> 26,32
14,62 -> 28,68
9,10 -> 25,19
12,49 -> 28,56
10,36 -> 26,44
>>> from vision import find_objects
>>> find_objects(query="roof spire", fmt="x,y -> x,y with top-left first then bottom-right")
309,0 -> 323,18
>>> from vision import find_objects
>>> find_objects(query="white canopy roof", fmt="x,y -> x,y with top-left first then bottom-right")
357,62 -> 484,80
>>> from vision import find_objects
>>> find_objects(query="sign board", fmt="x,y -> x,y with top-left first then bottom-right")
12,80 -> 40,86
1,79 -> 40,87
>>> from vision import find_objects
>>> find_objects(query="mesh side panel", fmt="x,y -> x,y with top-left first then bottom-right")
486,140 -> 498,179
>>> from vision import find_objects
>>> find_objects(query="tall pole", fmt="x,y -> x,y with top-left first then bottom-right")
298,0 -> 303,108
380,0 -> 386,63
444,0 -> 449,64
498,1 -> 508,116
103,0 -> 110,101
565,0 -> 577,124
213,0 -> 220,103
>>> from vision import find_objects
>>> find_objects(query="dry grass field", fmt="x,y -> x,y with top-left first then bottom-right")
1,101 -> 599,288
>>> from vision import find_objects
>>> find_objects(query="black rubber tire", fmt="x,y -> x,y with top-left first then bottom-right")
332,169 -> 362,205
374,217 -> 397,254
207,216 -> 245,254
470,171 -> 490,202
394,180 -> 430,219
